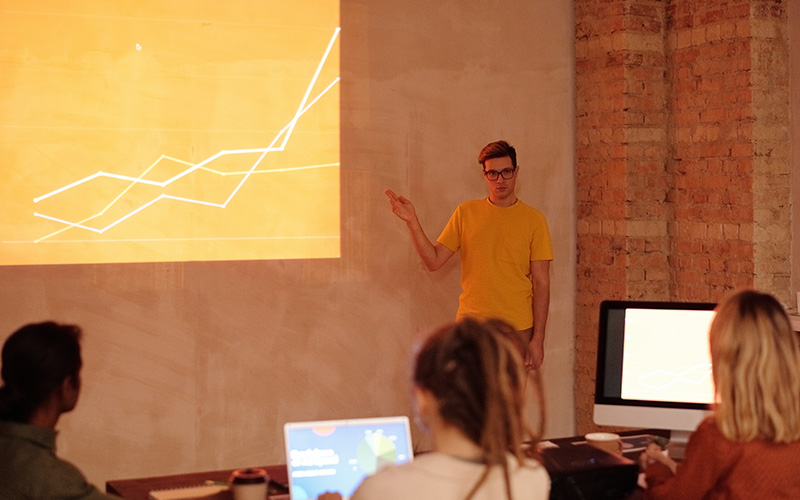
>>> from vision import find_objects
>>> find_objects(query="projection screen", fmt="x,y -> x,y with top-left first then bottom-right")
0,1 -> 340,265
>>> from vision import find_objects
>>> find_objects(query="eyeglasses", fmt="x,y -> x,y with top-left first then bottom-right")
483,166 -> 517,181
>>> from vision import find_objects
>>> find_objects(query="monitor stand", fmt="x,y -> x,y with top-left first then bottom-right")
667,430 -> 691,460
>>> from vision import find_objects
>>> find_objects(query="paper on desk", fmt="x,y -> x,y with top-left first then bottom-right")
536,440 -> 559,450
148,484 -> 231,500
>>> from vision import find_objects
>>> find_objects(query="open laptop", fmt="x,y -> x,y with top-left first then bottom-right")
283,416 -> 414,500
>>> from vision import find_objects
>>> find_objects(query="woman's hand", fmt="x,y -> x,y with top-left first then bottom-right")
640,442 -> 677,475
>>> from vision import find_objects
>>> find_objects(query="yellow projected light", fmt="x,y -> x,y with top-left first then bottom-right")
0,1 -> 340,265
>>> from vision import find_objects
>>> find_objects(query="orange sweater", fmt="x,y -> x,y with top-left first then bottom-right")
644,417 -> 800,500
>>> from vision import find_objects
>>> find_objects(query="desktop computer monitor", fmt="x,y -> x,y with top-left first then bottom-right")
593,300 -> 717,448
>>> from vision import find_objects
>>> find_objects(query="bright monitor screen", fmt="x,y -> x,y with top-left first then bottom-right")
594,300 -> 717,437
0,1 -> 340,265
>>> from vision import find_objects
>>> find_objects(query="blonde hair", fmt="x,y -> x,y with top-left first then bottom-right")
710,289 -> 800,443
413,317 -> 544,500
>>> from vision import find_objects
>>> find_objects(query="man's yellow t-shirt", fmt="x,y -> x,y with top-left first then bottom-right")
437,198 -> 553,330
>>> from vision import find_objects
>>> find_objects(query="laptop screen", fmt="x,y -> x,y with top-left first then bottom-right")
283,416 -> 414,500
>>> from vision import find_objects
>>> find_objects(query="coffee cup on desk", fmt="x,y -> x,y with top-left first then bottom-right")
229,468 -> 268,500
585,432 -> 623,456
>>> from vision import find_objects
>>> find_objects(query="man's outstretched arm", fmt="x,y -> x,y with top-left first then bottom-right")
385,189 -> 454,271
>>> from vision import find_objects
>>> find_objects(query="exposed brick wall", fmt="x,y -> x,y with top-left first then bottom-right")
575,0 -> 791,434
575,0 -> 670,434
667,0 -> 757,301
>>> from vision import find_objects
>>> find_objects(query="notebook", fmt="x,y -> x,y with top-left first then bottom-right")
283,416 -> 414,500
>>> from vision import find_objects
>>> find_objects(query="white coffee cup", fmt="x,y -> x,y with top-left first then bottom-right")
585,432 -> 623,456
229,468 -> 268,500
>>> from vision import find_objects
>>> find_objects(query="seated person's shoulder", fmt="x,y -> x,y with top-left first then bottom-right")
520,456 -> 548,474
1,447 -> 115,500
512,457 -> 551,491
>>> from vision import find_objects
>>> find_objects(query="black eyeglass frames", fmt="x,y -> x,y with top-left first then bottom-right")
483,166 -> 517,181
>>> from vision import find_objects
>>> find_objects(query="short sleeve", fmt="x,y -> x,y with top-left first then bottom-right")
529,211 -> 553,261
437,206 -> 462,252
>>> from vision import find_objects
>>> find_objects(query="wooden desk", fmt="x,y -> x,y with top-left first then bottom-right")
106,465 -> 289,500
107,431 -> 668,500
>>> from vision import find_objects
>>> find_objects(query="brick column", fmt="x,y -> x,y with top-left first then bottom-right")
668,0 -> 756,301
575,0 -> 670,433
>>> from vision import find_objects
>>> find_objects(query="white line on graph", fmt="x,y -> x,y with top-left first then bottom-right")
32,27 -> 340,242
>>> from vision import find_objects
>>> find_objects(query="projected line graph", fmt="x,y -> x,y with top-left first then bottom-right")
0,0 -> 340,265
32,28 -> 340,243
32,158 -> 340,244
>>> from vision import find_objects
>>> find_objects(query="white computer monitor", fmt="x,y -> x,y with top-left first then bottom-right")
593,300 -> 717,449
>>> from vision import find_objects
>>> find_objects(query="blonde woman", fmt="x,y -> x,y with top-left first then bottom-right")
642,289 -> 800,499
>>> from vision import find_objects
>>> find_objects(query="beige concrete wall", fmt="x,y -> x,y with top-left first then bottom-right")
0,0 -> 576,487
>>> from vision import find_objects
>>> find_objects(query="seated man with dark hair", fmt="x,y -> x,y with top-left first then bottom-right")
0,321 -> 119,500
